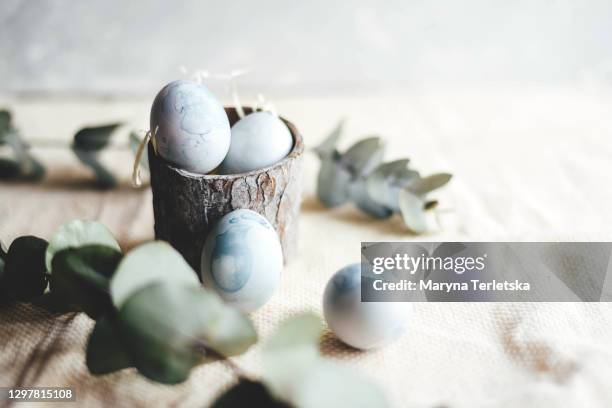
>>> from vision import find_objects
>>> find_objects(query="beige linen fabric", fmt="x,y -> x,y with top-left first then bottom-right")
1,87 -> 612,407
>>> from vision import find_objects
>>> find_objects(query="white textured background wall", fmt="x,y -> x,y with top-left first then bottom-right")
1,0 -> 612,97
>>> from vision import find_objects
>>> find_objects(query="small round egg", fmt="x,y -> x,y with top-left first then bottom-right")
219,111 -> 293,174
201,209 -> 283,312
323,263 -> 412,349
150,80 -> 231,173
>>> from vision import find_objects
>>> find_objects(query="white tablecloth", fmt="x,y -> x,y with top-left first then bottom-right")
1,86 -> 612,407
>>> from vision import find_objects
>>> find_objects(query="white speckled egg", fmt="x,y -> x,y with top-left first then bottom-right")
323,263 -> 412,349
219,111 -> 293,174
150,80 -> 231,173
201,209 -> 283,312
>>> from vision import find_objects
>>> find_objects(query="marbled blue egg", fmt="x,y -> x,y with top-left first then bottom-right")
201,209 -> 283,312
323,263 -> 413,349
219,111 -> 293,174
151,80 -> 230,173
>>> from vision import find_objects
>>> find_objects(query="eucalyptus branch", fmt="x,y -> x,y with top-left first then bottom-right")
18,139 -> 132,151
314,120 -> 453,234
0,109 -> 148,187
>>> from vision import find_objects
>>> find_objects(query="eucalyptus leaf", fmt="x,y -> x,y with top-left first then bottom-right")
3,126 -> 26,155
212,379 -> 291,408
2,236 -> 48,301
398,189 -> 427,234
368,158 -> 411,175
87,315 -> 133,375
73,123 -> 122,152
340,137 -> 385,178
262,314 -> 387,408
349,179 -> 393,219
366,160 -> 420,211
0,158 -> 21,179
129,131 -> 149,171
407,173 -> 452,196
0,110 -> 11,138
110,241 -> 199,308
313,120 -> 344,159
19,154 -> 45,181
293,360 -> 389,408
46,219 -> 120,272
264,313 -> 322,356
262,313 -> 323,400
0,123 -> 45,181
0,155 -> 45,181
31,291 -> 79,314
0,240 -> 5,260
0,240 -> 6,281
317,155 -> 352,208
50,245 -> 122,318
117,283 -> 256,384
72,147 -> 117,189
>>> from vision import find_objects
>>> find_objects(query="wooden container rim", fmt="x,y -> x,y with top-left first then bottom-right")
149,106 -> 304,180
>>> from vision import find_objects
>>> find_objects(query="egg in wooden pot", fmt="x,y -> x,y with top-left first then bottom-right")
150,80 -> 230,173
323,263 -> 413,349
219,111 -> 293,174
200,209 -> 283,312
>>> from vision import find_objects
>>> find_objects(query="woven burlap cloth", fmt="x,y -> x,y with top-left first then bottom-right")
1,92 -> 612,407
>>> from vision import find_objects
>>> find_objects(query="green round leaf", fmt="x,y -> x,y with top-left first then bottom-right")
86,315 -> 133,375
50,245 -> 122,319
262,313 -> 388,408
3,236 -> 48,301
212,379 -> 291,408
0,240 -> 7,298
406,173 -> 452,196
117,283 -> 256,384
294,360 -> 389,408
72,148 -> 117,189
366,160 -> 420,212
31,291 -> 79,314
264,313 -> 322,356
110,241 -> 199,308
46,220 -> 120,272
349,179 -> 393,219
262,313 -> 323,400
398,189 -> 427,234
313,120 -> 344,160
20,155 -> 45,181
0,158 -> 21,179
0,239 -> 6,276
73,123 -> 122,152
0,156 -> 45,181
340,137 -> 385,178
0,110 -> 11,136
317,155 -> 352,208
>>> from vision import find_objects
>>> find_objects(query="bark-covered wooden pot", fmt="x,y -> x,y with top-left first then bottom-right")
148,107 -> 304,271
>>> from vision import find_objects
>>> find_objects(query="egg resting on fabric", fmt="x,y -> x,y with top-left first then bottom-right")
323,263 -> 413,349
200,209 -> 283,312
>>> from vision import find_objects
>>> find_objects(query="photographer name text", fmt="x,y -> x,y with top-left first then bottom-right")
372,279 -> 531,292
